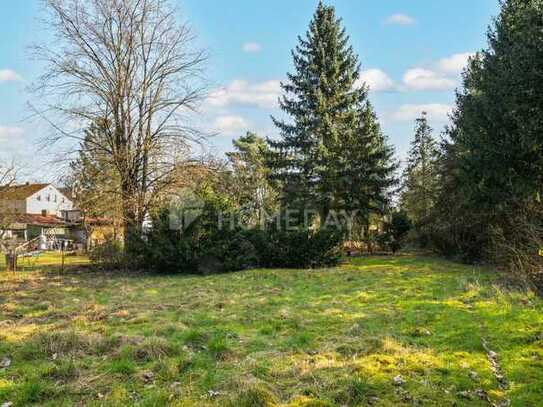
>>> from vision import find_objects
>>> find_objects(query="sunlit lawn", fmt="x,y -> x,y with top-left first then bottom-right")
0,256 -> 542,406
0,251 -> 90,272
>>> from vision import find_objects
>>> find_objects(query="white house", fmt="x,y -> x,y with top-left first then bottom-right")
0,183 -> 76,248
0,183 -> 74,216
1,183 -> 117,251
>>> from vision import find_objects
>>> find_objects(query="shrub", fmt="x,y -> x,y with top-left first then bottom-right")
134,211 -> 198,273
375,230 -> 393,253
200,228 -> 261,274
249,228 -> 344,269
89,238 -> 125,268
389,211 -> 412,253
137,206 -> 344,274
488,203 -> 543,293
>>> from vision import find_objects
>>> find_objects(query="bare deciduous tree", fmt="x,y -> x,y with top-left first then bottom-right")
33,0 -> 207,250
0,161 -> 18,252
0,161 -> 16,188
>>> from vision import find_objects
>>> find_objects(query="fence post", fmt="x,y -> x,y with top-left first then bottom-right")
5,253 -> 17,272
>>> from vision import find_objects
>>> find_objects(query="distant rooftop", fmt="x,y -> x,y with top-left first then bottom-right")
0,183 -> 51,200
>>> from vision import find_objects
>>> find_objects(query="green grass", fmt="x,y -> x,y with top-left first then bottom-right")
0,251 -> 90,272
0,256 -> 542,406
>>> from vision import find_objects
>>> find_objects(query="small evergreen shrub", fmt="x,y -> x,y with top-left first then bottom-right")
137,211 -> 344,274
89,239 -> 125,268
250,228 -> 343,269
130,186 -> 345,274
390,211 -> 412,252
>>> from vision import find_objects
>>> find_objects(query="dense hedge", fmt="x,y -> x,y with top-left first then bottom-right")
121,208 -> 344,274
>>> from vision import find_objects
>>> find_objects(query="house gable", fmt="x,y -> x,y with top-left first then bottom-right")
26,185 -> 74,215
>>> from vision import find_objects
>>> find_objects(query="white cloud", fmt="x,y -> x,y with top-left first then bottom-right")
402,68 -> 456,91
242,42 -> 262,53
384,14 -> 416,26
436,52 -> 475,75
0,126 -> 24,140
392,104 -> 452,122
400,52 -> 475,92
213,115 -> 250,135
0,69 -> 23,83
207,79 -> 281,109
358,69 -> 396,92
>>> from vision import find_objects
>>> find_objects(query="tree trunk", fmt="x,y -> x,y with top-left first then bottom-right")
121,175 -> 141,255
122,205 -> 140,254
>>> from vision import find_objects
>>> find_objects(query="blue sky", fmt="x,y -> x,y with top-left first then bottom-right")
0,0 -> 499,181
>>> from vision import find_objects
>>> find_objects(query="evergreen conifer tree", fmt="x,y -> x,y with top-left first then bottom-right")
401,112 -> 439,226
269,1 -> 397,228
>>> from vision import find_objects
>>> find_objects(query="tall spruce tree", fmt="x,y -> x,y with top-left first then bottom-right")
401,112 -> 439,226
269,1 -> 397,227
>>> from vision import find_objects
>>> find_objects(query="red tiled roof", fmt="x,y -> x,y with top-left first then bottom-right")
13,214 -> 68,227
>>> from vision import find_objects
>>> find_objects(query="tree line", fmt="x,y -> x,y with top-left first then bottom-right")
55,0 -> 399,272
400,0 -> 543,291
29,0 -> 543,288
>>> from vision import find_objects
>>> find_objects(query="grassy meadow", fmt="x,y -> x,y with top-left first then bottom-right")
0,256 -> 542,406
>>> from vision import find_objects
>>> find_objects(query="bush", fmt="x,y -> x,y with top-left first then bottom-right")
250,228 -> 344,269
390,211 -> 412,251
429,214 -> 490,263
133,211 -> 198,273
365,211 -> 412,254
488,203 -> 543,293
123,182 -> 346,274
137,210 -> 344,274
199,228 -> 261,274
89,239 -> 125,268
375,230 -> 393,253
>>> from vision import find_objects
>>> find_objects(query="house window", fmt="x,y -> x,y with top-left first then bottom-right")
46,194 -> 51,202
37,195 -> 41,201
54,195 -> 57,203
